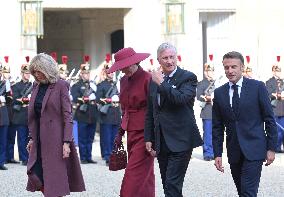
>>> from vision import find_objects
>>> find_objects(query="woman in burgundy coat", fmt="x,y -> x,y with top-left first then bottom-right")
108,48 -> 155,197
26,53 -> 85,197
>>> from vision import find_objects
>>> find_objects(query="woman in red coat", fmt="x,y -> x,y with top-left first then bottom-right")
26,53 -> 85,197
108,48 -> 155,197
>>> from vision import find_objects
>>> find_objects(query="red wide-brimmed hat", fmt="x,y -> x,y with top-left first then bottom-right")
107,47 -> 150,73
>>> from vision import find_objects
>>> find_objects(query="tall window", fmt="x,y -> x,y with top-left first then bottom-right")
20,0 -> 43,37
165,2 -> 184,34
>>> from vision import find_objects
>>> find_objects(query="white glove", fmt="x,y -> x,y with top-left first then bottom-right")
27,94 -> 31,99
90,82 -> 97,92
70,95 -> 73,102
111,95 -> 119,102
89,93 -> 96,101
0,96 -> 6,103
5,80 -> 11,92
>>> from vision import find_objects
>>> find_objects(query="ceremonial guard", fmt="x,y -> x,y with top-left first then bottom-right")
196,54 -> 215,161
58,55 -> 69,81
96,54 -> 121,165
243,55 -> 254,79
58,55 -> 79,145
266,56 -> 284,153
7,56 -> 32,166
0,56 -> 12,170
71,56 -> 98,163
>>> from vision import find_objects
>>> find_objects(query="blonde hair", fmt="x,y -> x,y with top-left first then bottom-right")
29,53 -> 59,84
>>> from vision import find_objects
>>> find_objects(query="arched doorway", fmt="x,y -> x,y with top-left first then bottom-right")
111,29 -> 124,54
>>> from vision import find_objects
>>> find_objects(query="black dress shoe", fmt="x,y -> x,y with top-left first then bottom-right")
87,159 -> 97,164
81,160 -> 88,164
0,165 -> 8,170
21,161 -> 28,166
6,159 -> 20,164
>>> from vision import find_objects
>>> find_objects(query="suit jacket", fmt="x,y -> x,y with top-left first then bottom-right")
265,76 -> 284,116
27,80 -> 85,197
212,77 -> 277,163
144,67 -> 203,153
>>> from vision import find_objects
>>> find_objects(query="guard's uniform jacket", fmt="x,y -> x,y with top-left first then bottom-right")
266,77 -> 284,116
0,80 -> 10,126
96,79 -> 121,125
11,80 -> 32,125
196,78 -> 213,119
71,79 -> 98,124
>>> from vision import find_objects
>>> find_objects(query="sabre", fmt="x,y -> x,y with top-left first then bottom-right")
67,68 -> 75,79
276,122 -> 284,131
74,69 -> 81,79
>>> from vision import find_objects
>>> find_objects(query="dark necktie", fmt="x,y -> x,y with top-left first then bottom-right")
232,84 -> 239,116
159,75 -> 171,106
164,75 -> 171,83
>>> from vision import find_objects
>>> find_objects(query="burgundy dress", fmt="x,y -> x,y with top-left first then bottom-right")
119,67 -> 155,197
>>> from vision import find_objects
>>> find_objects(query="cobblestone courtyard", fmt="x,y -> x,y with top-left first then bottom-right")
1,136 -> 284,197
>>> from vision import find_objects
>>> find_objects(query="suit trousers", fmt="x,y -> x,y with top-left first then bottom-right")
157,133 -> 192,197
229,151 -> 263,197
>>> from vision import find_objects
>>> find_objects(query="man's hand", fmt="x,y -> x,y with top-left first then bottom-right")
145,142 -> 156,157
26,139 -> 33,154
214,157 -> 224,173
151,70 -> 164,85
265,150 -> 275,166
63,143 -> 71,158
205,95 -> 212,102
276,93 -> 282,100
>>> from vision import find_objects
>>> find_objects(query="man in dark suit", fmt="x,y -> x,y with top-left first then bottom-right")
212,51 -> 277,197
144,42 -> 203,197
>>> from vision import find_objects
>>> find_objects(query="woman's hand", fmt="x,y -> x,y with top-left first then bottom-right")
63,143 -> 71,158
26,139 -> 33,154
114,128 -> 125,146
